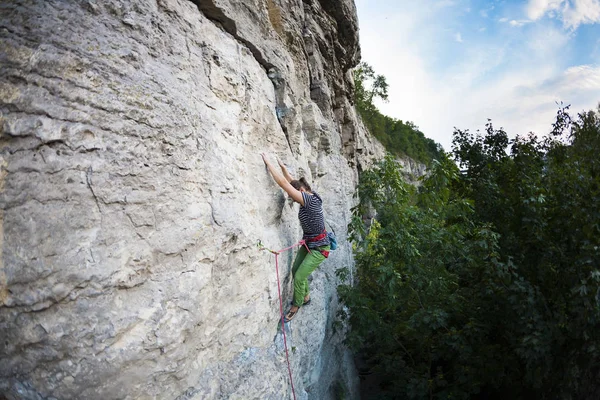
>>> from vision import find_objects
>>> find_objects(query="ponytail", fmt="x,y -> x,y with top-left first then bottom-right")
291,177 -> 312,192
299,177 -> 312,192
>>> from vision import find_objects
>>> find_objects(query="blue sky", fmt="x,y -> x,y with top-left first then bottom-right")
355,0 -> 600,151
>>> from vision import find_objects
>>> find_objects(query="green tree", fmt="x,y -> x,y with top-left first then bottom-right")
354,62 -> 389,117
339,105 -> 600,399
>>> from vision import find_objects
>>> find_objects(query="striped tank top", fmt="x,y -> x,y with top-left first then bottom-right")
299,191 -> 330,249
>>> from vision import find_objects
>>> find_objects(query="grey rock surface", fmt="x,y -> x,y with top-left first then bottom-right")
0,0 -> 396,399
0,0 -> 390,399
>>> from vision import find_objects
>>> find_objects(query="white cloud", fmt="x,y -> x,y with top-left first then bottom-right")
526,0 -> 600,28
526,0 -> 563,20
508,65 -> 600,133
455,32 -> 464,42
498,16 -> 532,27
562,0 -> 600,28
542,65 -> 600,92
509,19 -> 532,26
514,66 -> 600,103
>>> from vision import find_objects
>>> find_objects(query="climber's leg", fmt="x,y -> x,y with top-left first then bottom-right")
291,246 -> 311,306
292,246 -> 329,307
292,246 -> 308,277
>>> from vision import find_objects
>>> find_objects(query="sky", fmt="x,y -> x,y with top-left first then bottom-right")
355,0 -> 600,151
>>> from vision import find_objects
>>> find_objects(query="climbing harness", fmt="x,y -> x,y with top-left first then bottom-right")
257,239 -> 310,400
305,229 -> 332,257
305,228 -> 327,243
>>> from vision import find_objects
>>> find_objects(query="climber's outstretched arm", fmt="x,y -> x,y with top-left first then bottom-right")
278,158 -> 294,183
262,153 -> 304,206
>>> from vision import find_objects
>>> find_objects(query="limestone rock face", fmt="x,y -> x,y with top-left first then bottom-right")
0,0 -> 386,399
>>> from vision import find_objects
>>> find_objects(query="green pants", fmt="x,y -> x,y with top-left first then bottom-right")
291,245 -> 330,307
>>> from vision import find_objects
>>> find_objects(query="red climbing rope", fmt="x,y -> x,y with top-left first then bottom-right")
258,239 -> 310,400
274,248 -> 297,400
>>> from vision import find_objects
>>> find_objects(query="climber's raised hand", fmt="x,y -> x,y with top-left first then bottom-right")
277,157 -> 294,183
262,153 -> 304,205
261,153 -> 270,166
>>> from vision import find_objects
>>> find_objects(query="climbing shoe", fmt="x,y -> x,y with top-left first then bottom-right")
283,308 -> 298,323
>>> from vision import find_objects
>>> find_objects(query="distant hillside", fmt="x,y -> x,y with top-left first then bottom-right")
354,62 -> 443,165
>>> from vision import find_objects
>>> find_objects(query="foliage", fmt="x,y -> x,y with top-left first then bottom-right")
353,62 -> 443,165
339,105 -> 600,399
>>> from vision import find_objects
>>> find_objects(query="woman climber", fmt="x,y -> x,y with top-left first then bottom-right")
261,153 -> 331,323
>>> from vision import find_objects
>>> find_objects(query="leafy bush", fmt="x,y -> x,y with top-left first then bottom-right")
339,106 -> 600,399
